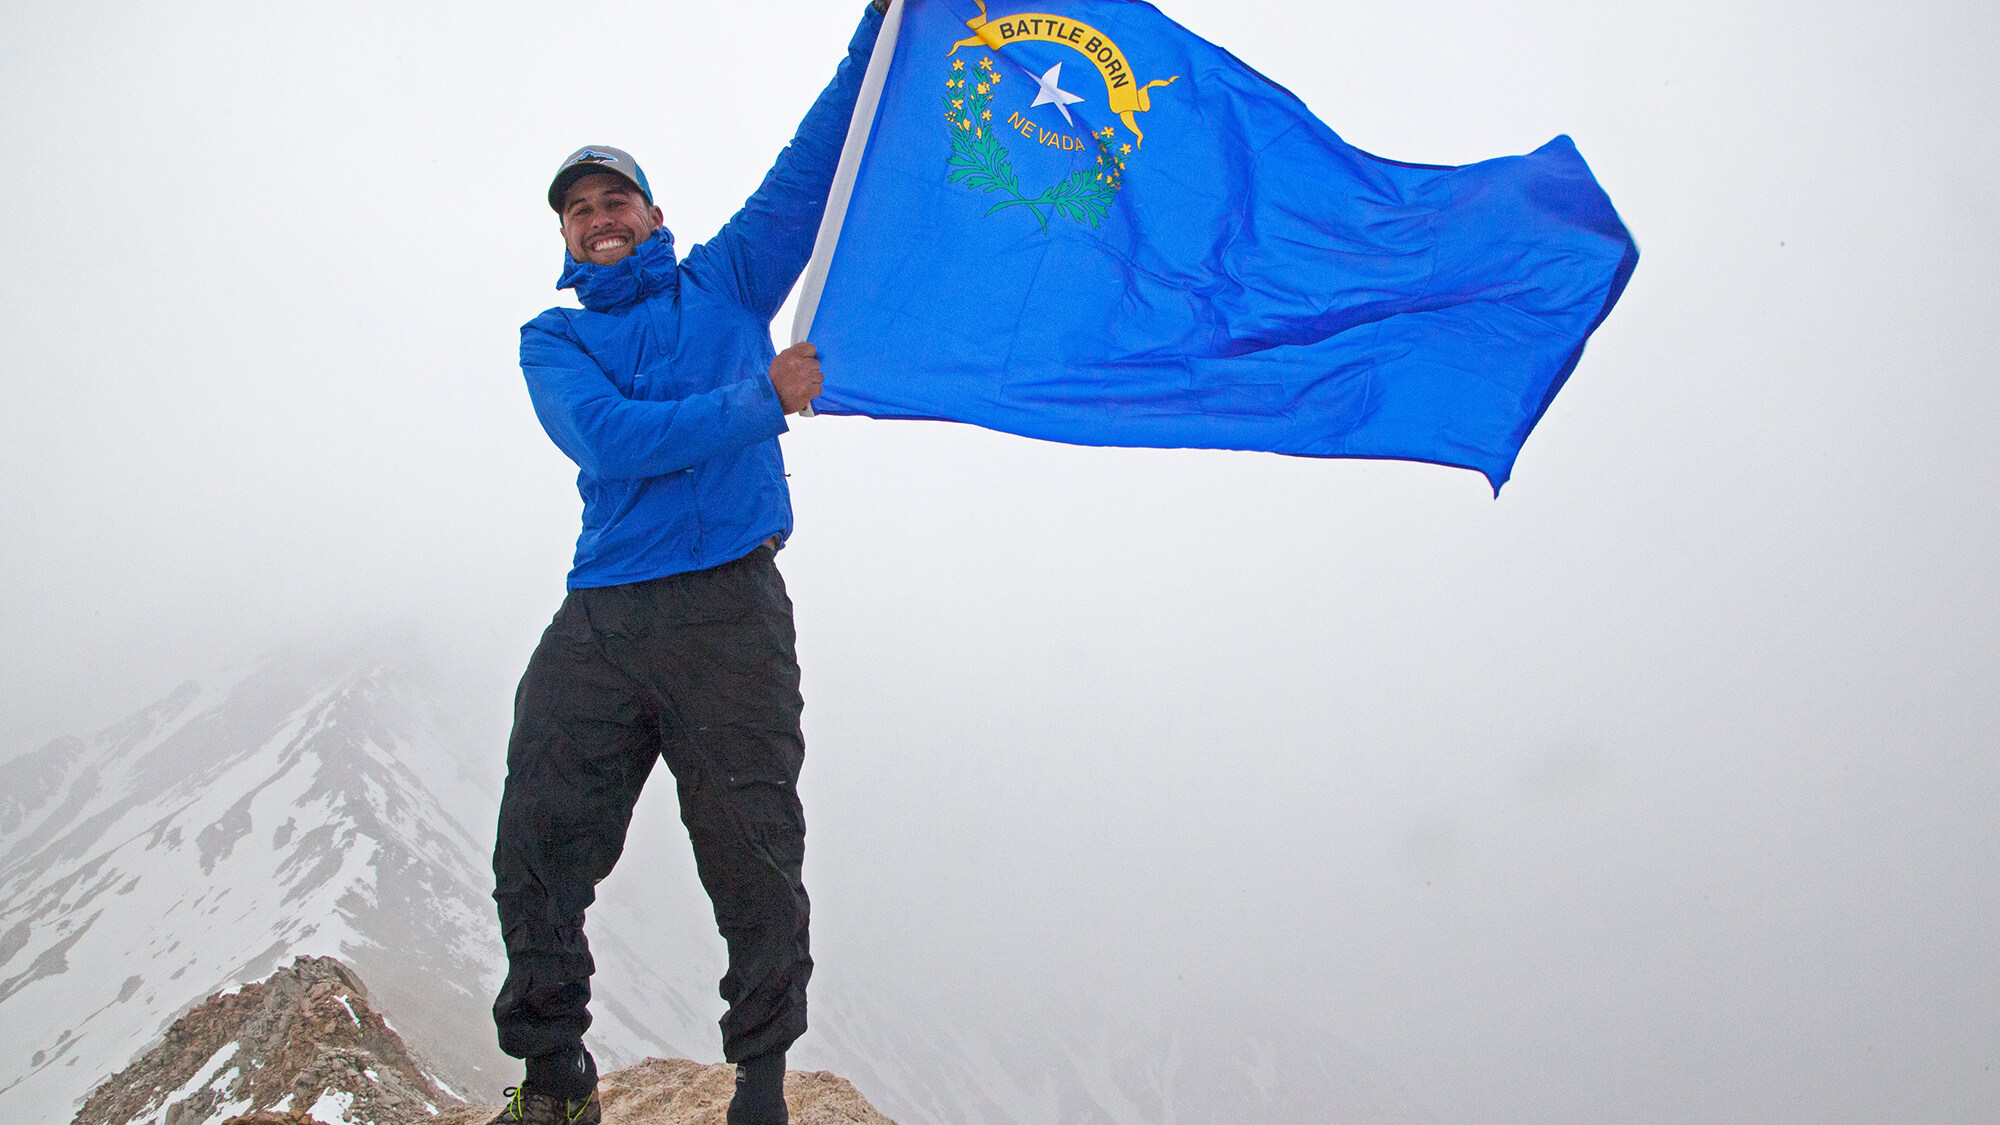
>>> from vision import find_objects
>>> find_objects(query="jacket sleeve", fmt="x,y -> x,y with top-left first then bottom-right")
520,319 -> 788,480
685,5 -> 884,321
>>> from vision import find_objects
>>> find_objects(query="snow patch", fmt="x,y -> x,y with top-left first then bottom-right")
307,1087 -> 354,1124
126,1041 -> 237,1125
337,995 -> 362,1026
199,1092 -> 254,1125
424,1071 -> 465,1102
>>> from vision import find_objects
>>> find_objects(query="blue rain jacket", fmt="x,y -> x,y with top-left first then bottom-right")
521,8 -> 882,590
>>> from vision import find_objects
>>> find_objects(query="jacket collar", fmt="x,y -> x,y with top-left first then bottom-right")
558,227 -> 679,312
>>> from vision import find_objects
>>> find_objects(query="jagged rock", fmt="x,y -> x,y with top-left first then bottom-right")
73,955 -> 464,1125
75,955 -> 895,1125
433,1058 -> 897,1125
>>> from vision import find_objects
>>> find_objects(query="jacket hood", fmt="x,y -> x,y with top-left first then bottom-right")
559,226 -> 679,312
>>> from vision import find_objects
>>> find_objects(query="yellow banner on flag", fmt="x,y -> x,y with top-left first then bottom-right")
948,1 -> 1178,145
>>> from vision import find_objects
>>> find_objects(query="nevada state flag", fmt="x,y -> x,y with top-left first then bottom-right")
800,0 -> 1638,491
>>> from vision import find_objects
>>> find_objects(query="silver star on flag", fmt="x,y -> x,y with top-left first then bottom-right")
1030,62 -> 1086,126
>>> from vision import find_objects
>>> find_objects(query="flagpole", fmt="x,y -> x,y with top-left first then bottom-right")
791,0 -> 907,416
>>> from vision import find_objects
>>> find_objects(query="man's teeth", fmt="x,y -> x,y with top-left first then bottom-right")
592,237 -> 629,250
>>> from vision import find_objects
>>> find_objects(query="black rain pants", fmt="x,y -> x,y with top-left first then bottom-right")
492,545 -> 810,1066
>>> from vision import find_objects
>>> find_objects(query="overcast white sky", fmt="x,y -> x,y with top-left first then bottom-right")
3,1 -> 1997,1121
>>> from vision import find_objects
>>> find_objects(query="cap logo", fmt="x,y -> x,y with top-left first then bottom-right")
550,146 -> 648,211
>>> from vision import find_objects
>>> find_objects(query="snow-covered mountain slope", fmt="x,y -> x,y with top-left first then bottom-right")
0,650 -> 715,1124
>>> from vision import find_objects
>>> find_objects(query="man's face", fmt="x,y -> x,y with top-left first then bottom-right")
559,172 -> 665,267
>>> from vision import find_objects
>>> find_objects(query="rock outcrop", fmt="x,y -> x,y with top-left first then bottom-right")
76,956 -> 896,1125
73,955 -> 465,1125
433,1058 -> 897,1125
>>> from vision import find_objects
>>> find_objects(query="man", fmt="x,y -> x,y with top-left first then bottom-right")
489,5 -> 889,1124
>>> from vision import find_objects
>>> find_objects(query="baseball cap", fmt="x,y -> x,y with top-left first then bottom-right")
548,145 -> 653,213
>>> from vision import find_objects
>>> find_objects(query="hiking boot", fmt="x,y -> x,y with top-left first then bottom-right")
727,1049 -> 788,1125
484,1085 -> 601,1125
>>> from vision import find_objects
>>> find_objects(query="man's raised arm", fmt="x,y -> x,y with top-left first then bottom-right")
685,3 -> 888,321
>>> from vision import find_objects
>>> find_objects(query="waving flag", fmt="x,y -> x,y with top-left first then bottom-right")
794,0 -> 1637,491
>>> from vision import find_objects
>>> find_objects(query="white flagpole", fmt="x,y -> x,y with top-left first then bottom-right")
791,0 -> 907,416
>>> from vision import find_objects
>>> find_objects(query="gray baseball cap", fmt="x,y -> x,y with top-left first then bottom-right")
548,145 -> 653,212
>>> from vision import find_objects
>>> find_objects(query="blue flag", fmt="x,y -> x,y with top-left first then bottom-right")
805,0 -> 1638,490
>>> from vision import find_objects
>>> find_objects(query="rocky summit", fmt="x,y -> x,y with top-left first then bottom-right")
73,955 -> 464,1125
71,954 -> 898,1125
432,1057 -> 897,1125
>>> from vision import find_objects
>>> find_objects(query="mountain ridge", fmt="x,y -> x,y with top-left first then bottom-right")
0,648 -> 717,1122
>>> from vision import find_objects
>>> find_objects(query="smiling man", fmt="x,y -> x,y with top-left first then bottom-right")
488,5 -> 888,1125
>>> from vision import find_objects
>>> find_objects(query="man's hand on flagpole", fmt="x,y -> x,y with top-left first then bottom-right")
872,0 -> 889,12
771,342 -> 825,416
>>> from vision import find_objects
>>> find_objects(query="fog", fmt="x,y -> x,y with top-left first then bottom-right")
3,1 -> 1996,1121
